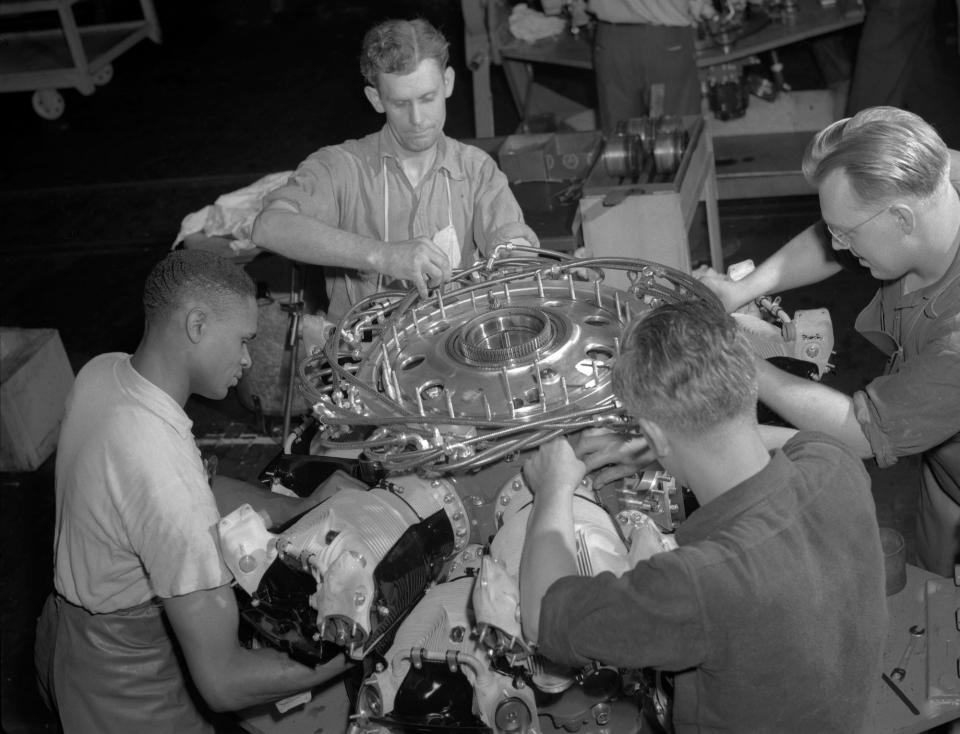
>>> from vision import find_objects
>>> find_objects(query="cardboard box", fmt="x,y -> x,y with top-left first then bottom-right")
499,131 -> 602,183
1,328 -> 74,472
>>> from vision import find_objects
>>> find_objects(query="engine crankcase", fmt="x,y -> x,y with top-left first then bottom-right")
352,544 -> 538,734
219,473 -> 470,662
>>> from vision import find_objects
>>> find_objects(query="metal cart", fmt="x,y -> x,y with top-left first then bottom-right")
0,0 -> 161,120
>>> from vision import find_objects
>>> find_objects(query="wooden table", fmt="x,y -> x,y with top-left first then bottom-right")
465,0 -> 864,138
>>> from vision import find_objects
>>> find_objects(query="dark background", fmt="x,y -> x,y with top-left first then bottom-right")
2,1 -> 959,732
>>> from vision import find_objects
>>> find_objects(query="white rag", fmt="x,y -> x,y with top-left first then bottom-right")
172,171 -> 292,252
508,3 -> 567,42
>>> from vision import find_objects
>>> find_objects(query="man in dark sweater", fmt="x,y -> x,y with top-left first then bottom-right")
520,300 -> 887,733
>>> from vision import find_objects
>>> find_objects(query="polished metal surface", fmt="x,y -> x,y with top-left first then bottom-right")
300,246 -> 720,474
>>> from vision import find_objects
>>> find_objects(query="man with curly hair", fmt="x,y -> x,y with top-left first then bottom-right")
253,18 -> 538,315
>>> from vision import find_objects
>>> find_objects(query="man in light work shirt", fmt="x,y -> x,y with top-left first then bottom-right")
252,18 -> 538,320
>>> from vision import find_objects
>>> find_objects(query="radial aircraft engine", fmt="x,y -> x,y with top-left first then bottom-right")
219,246 -> 722,733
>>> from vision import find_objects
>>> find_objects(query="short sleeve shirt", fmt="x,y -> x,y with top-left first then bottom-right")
263,125 -> 530,321
54,353 -> 231,612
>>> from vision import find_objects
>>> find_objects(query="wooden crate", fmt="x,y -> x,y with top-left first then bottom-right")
0,328 -> 74,472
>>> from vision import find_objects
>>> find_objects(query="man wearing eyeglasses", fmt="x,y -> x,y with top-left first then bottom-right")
697,106 -> 960,577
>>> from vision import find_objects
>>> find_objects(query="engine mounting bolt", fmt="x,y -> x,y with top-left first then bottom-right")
312,632 -> 322,642
354,591 -> 366,606
456,528 -> 467,537
378,605 -> 390,616
500,495 -> 511,505
250,598 -> 260,608
512,480 -> 522,490
375,661 -> 386,672
450,626 -> 465,643
593,703 -> 611,725
444,494 -> 454,503
453,511 -> 463,520
431,479 -> 441,488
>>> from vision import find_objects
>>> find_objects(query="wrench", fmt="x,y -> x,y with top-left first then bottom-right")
890,625 -> 925,682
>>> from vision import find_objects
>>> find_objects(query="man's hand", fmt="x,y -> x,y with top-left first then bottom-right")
377,237 -> 453,297
523,437 -> 586,499
574,427 -> 655,488
164,585 -> 351,712
693,265 -> 750,313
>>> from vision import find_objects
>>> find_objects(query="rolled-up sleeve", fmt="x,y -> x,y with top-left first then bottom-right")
466,153 -> 532,256
263,150 -> 342,224
853,331 -> 960,467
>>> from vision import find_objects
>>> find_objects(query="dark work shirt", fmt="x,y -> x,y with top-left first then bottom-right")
538,432 -> 887,733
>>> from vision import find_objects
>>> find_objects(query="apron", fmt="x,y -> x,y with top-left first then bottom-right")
372,160 -> 461,295
35,592 -> 214,734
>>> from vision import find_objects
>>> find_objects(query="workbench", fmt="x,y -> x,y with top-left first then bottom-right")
235,561 -> 959,733
872,565 -> 960,733
462,0 -> 865,199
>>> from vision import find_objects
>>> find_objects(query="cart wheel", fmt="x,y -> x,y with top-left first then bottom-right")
32,89 -> 65,120
93,64 -> 114,86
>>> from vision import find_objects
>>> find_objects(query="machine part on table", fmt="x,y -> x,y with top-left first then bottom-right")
707,63 -> 750,121
602,133 -> 645,180
299,245 -> 719,477
697,1 -> 771,55
606,117 -> 689,180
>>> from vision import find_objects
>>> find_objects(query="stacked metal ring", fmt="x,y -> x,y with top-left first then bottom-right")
603,116 -> 689,179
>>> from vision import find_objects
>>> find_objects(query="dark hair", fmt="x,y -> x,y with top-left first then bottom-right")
142,250 -> 255,324
612,299 -> 757,435
360,18 -> 449,88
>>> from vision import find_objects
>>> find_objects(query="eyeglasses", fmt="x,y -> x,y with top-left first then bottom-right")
824,206 -> 889,249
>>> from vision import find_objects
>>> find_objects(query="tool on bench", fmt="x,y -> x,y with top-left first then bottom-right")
882,672 -> 920,716
890,625 -> 926,682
